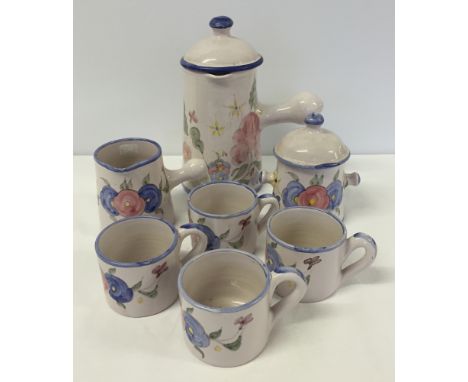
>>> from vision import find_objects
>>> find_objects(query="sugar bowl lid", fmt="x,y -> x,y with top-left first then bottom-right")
180,16 -> 263,75
274,113 -> 351,169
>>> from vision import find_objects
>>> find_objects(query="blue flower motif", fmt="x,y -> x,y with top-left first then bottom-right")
138,184 -> 162,213
180,223 -> 221,251
184,311 -> 210,348
281,181 -> 305,207
326,180 -> 343,209
266,244 -> 283,272
105,273 -> 134,304
207,158 -> 231,181
100,185 -> 118,216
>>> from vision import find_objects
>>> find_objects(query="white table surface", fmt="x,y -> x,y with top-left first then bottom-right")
74,154 -> 394,382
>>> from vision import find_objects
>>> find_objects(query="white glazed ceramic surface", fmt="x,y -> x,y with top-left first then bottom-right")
94,138 -> 208,228
262,113 -> 360,220
183,181 -> 279,253
178,249 -> 307,367
266,207 -> 377,303
95,217 -> 208,317
181,16 -> 323,191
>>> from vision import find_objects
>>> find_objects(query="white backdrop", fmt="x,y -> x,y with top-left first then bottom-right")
74,0 -> 394,155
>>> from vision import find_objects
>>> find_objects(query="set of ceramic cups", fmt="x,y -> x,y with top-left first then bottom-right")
93,137 -> 378,367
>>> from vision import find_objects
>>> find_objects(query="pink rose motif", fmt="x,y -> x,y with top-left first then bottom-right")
297,185 -> 330,209
112,189 -> 145,217
234,313 -> 254,330
230,112 -> 261,165
183,142 -> 192,161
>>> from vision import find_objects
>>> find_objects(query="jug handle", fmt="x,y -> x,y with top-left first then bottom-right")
256,91 -> 323,128
165,159 -> 209,190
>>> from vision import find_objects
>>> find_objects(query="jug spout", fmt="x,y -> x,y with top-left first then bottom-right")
257,91 -> 323,128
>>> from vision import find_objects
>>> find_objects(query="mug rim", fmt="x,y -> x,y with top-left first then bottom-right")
178,249 -> 271,313
267,206 -> 347,253
93,137 -> 162,173
95,216 -> 179,268
188,180 -> 258,219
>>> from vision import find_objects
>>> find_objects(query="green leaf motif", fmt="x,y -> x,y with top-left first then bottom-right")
186,307 -> 194,314
219,229 -> 230,240
238,179 -> 250,185
183,106 -> 188,136
270,242 -> 277,248
100,177 -> 111,187
252,160 -> 262,170
138,284 -> 158,298
231,163 -> 249,180
249,79 -> 257,110
194,140 -> 204,154
287,171 -> 299,182
197,217 -> 206,224
194,345 -> 205,359
190,126 -> 201,141
305,275 -> 311,285
223,335 -> 242,351
117,302 -> 126,309
108,268 -> 116,274
333,169 -> 340,181
209,328 -> 222,339
131,280 -> 142,291
143,174 -> 150,185
229,235 -> 244,249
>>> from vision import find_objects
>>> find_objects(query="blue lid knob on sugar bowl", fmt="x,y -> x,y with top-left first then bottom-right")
261,112 -> 360,220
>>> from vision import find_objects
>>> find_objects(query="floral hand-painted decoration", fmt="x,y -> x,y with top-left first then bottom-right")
180,223 -> 221,251
266,243 -> 306,281
281,170 -> 343,211
102,263 -> 169,308
188,110 -> 198,124
209,120 -> 225,137
239,215 -> 251,230
183,307 -> 253,358
99,175 -> 163,218
304,256 -> 322,270
227,96 -> 245,118
208,151 -> 231,181
183,142 -> 192,161
230,111 -> 261,185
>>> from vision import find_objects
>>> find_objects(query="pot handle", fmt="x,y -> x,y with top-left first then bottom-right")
257,91 -> 323,128
165,159 -> 209,190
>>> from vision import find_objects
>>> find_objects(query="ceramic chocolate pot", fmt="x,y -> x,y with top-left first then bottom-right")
181,16 -> 323,192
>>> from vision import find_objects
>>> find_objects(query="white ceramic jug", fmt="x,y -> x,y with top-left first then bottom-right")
181,16 -> 323,192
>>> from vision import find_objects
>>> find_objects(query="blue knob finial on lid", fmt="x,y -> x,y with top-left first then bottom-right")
209,16 -> 233,29
304,112 -> 324,126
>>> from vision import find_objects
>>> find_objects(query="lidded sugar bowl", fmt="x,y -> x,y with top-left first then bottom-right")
261,113 -> 360,220
181,16 -> 323,192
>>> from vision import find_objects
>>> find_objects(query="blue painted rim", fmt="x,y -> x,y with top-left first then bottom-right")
188,180 -> 258,219
267,206 -> 347,253
180,57 -> 263,75
95,216 -> 179,268
94,137 -> 162,173
273,147 -> 350,170
178,249 -> 271,313
209,16 -> 233,29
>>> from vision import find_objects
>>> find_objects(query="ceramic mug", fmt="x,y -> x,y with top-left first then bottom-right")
182,181 -> 279,253
178,249 -> 307,367
266,207 -> 377,303
95,216 -> 208,317
94,137 -> 208,228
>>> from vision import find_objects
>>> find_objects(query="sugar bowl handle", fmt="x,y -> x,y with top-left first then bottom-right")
165,159 -> 208,190
344,172 -> 361,188
257,91 -> 323,128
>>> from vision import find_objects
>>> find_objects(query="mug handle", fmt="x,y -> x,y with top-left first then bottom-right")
177,227 -> 208,264
341,232 -> 377,284
256,194 -> 279,232
268,268 -> 307,328
165,159 -> 208,190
